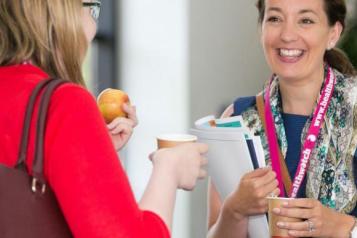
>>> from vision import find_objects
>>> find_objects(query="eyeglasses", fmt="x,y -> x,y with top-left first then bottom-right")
83,1 -> 101,21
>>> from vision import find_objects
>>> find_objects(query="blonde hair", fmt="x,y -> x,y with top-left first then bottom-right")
0,0 -> 88,85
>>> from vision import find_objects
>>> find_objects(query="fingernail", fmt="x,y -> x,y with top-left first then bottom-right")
272,208 -> 280,214
277,222 -> 284,227
282,202 -> 288,206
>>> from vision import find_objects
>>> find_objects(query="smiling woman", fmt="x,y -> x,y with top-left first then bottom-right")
258,0 -> 356,77
208,0 -> 357,238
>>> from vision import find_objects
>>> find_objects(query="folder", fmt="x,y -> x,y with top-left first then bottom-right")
191,116 -> 269,238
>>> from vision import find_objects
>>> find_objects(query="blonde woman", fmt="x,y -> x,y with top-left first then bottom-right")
0,0 -> 208,237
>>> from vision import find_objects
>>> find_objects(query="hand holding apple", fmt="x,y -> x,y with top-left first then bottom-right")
107,104 -> 138,151
97,88 -> 138,151
97,88 -> 130,123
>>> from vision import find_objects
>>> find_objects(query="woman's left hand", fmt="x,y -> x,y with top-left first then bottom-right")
107,103 -> 138,151
274,198 -> 355,237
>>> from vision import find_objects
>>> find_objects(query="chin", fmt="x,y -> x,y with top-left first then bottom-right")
270,61 -> 306,80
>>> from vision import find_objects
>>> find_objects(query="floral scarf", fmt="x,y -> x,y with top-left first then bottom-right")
241,68 -> 357,213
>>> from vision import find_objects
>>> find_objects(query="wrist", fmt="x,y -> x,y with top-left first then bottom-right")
210,197 -> 249,237
333,214 -> 355,238
151,150 -> 179,187
222,196 -> 247,222
348,216 -> 357,238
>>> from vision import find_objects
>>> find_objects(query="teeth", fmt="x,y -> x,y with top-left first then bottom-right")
280,49 -> 303,57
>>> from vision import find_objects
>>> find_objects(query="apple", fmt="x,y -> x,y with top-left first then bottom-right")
97,88 -> 130,123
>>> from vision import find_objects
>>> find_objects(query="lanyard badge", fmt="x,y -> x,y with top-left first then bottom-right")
264,67 -> 336,198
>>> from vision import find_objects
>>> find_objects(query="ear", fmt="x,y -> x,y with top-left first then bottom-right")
327,21 -> 343,50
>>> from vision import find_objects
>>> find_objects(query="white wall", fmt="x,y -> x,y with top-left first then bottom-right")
188,1 -> 270,237
190,0 -> 270,119
119,0 -> 269,237
120,1 -> 191,237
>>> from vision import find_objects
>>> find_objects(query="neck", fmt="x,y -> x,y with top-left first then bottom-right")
278,66 -> 325,116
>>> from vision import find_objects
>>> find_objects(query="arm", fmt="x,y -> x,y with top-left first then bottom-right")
207,104 -> 279,238
139,162 -> 177,231
207,181 -> 249,238
139,143 -> 208,230
207,168 -> 279,238
45,85 -> 201,238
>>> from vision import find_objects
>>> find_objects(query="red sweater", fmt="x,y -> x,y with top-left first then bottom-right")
0,64 -> 170,238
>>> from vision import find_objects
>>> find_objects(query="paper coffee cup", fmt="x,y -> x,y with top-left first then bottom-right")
268,197 -> 302,238
157,134 -> 197,149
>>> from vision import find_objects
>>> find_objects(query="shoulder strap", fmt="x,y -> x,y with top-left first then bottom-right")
17,79 -> 56,167
256,93 -> 293,196
17,78 -> 67,190
32,79 -> 67,184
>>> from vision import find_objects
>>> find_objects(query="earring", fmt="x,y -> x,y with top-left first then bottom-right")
327,42 -> 334,50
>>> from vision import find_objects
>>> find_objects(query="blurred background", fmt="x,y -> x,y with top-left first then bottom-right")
83,0 -> 357,237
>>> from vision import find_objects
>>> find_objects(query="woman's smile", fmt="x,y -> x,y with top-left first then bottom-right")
261,0 -> 342,81
277,48 -> 305,63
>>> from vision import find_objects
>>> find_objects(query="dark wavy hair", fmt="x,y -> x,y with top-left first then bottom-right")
256,0 -> 357,76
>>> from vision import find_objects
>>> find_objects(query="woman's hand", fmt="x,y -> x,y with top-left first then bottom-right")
107,103 -> 138,151
224,167 -> 280,220
139,143 -> 208,230
150,143 -> 208,191
274,198 -> 355,237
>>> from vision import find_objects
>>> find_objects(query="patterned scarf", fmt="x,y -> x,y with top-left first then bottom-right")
241,68 -> 357,213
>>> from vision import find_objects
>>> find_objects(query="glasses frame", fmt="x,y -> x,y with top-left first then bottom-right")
83,1 -> 101,21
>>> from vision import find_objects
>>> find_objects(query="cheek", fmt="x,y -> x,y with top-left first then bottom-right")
81,13 -> 97,43
261,30 -> 276,56
306,31 -> 329,58
85,21 -> 97,43
261,26 -> 275,45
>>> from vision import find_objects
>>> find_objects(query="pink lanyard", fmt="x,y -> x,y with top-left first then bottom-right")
264,67 -> 336,198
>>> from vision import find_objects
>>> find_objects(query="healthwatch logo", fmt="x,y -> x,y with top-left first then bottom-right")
307,135 -> 316,142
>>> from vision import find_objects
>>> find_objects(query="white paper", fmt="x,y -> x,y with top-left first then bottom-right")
189,128 -> 269,238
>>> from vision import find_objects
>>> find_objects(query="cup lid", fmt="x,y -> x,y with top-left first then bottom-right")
157,134 -> 197,142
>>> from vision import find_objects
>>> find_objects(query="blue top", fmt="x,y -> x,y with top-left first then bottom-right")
281,113 -> 308,198
233,96 -> 357,215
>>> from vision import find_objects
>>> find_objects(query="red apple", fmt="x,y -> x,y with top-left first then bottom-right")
97,88 -> 130,123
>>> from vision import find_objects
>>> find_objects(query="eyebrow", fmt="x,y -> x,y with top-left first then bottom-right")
267,7 -> 283,13
299,9 -> 318,16
267,7 -> 318,16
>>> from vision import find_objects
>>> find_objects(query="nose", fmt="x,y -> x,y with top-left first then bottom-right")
280,22 -> 298,43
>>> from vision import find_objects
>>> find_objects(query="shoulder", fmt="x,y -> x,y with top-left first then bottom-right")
50,83 -> 96,109
330,69 -> 357,118
53,82 -> 93,98
221,96 -> 257,118
333,69 -> 357,97
47,82 -> 103,125
232,96 -> 256,116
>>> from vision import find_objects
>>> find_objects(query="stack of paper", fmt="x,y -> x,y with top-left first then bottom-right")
190,115 -> 269,238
